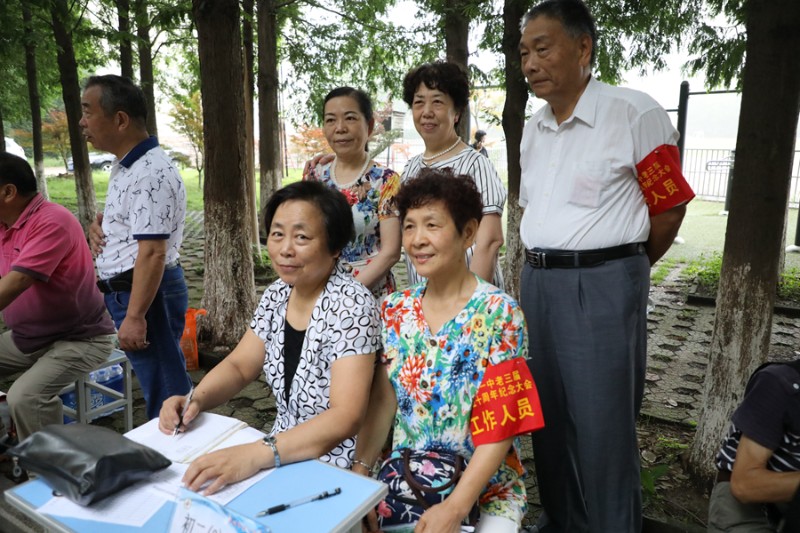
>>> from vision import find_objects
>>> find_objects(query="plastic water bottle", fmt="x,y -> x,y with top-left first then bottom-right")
0,392 -> 13,440
108,364 -> 123,379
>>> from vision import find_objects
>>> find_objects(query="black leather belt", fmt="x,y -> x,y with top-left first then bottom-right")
715,470 -> 732,483
525,243 -> 644,269
97,260 -> 180,294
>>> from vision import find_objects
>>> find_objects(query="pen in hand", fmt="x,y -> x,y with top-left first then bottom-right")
172,386 -> 195,437
256,487 -> 342,517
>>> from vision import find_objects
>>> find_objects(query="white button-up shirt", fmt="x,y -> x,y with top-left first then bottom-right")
519,77 -> 679,251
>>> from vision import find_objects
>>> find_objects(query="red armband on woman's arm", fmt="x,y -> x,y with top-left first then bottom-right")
470,358 -> 545,446
636,144 -> 695,216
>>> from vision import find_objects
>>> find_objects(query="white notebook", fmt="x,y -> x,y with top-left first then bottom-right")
125,412 -> 251,463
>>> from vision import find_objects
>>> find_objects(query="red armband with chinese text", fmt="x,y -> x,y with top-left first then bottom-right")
470,358 -> 545,446
636,144 -> 695,216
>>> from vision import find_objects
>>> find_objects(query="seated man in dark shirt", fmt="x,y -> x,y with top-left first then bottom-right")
708,361 -> 800,532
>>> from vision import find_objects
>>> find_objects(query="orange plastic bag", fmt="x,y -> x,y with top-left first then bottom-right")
180,308 -> 207,371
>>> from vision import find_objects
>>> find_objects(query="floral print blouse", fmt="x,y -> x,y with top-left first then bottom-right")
309,161 -> 401,299
381,277 -> 529,524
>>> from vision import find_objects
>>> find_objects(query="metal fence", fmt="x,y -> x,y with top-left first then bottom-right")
683,148 -> 800,207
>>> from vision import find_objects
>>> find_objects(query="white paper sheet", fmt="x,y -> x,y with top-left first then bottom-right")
125,412 -> 248,463
36,415 -> 271,526
148,461 -> 273,505
37,481 -> 168,527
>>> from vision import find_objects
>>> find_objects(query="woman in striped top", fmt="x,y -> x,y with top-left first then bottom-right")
400,61 -> 507,290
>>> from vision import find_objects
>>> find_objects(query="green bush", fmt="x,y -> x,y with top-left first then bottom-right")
682,252 -> 723,292
779,268 -> 800,301
683,253 -> 800,303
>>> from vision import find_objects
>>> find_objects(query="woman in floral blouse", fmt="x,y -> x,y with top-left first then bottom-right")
354,169 -> 540,533
305,87 -> 401,300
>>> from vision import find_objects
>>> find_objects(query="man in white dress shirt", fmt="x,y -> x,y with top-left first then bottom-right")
517,1 -> 694,531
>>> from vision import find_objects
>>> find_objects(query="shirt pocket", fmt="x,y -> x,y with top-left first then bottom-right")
567,160 -> 610,208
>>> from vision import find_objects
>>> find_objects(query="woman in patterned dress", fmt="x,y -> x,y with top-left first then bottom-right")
158,181 -> 381,495
305,87 -> 401,300
353,169 -> 535,533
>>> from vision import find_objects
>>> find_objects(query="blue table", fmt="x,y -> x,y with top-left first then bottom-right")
4,459 -> 387,533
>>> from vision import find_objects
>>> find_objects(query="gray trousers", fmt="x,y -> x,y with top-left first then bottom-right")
707,482 -> 777,532
519,252 -> 649,533
0,331 -> 114,440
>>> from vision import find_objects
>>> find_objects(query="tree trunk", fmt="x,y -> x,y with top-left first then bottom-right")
51,0 -> 95,230
117,0 -> 134,79
257,0 -> 284,231
22,2 -> 47,198
443,0 -> 470,142
500,0 -> 529,300
135,0 -> 157,136
0,108 -> 5,149
242,0 -> 260,249
193,0 -> 256,347
688,0 -> 800,482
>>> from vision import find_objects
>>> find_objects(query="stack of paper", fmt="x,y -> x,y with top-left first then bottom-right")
125,412 -> 250,463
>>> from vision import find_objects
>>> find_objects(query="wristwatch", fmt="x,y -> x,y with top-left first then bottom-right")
262,436 -> 281,468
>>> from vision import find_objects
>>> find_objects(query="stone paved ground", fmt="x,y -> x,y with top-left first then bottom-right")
2,211 -> 798,531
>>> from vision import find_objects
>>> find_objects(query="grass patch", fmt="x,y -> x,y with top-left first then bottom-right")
682,252 -> 800,304
681,252 -> 723,292
663,200 -> 800,270
779,268 -> 800,301
650,258 -> 675,285
43,167 -> 305,214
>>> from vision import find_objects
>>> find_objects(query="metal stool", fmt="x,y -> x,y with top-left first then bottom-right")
60,349 -> 134,431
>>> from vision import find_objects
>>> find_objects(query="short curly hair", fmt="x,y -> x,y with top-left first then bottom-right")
402,61 -> 470,123
395,168 -> 483,235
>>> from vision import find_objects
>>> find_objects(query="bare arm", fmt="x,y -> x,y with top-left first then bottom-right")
353,217 -> 401,291
0,270 -> 35,311
117,239 -> 167,351
353,364 -> 398,533
416,437 -> 515,533
352,364 -> 397,473
730,434 -> 800,504
158,328 -> 267,433
88,213 -> 105,256
646,204 -> 686,265
181,350 -> 375,495
469,213 -> 504,283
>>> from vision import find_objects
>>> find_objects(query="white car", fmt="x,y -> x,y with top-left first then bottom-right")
4,137 -> 26,159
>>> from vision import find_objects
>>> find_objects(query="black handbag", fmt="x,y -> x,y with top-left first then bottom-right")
7,423 -> 171,506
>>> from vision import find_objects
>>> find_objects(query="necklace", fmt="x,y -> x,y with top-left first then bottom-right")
421,138 -> 461,162
330,153 -> 371,187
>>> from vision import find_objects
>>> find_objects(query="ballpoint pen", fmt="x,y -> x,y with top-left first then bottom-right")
173,386 -> 194,436
256,487 -> 342,517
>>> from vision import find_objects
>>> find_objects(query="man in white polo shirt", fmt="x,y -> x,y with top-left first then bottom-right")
517,1 -> 694,531
82,75 -> 192,420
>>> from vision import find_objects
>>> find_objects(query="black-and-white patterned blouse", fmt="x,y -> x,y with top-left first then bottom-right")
249,261 -> 382,468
